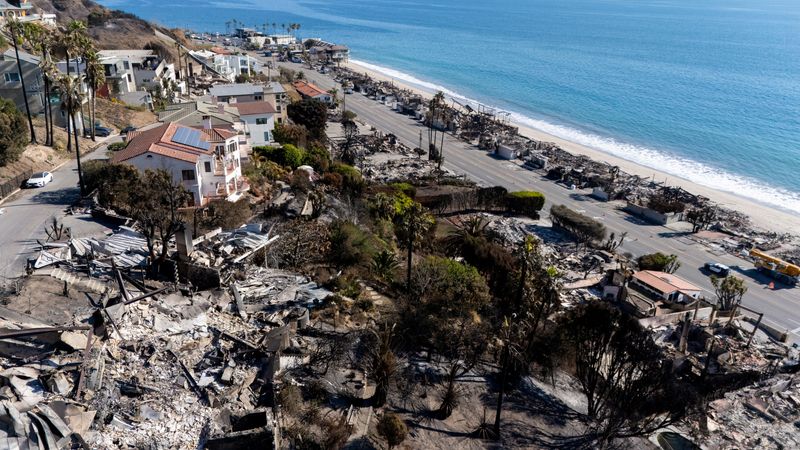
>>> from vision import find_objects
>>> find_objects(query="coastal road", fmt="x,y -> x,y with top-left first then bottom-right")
276,62 -> 800,341
0,136 -> 124,289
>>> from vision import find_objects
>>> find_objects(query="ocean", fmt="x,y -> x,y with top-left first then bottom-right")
99,0 -> 800,215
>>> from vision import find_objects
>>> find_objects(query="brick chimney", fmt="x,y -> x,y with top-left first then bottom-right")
202,115 -> 212,130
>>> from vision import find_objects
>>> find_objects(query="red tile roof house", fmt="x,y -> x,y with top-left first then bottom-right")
292,80 -> 333,104
112,118 -> 249,206
234,101 -> 277,146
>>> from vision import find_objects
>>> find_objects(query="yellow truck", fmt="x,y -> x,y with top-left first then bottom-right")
749,249 -> 800,286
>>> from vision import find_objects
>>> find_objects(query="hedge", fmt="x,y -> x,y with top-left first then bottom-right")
506,191 -> 546,218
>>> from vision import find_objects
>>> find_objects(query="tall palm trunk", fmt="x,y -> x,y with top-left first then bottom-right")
75,56 -> 88,139
65,52 -> 72,153
42,76 -> 50,146
71,113 -> 85,196
11,31 -> 37,144
45,77 -> 54,145
90,86 -> 97,142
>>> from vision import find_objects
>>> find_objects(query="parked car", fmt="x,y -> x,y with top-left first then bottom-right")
121,125 -> 137,135
704,262 -> 730,276
26,171 -> 53,188
94,125 -> 113,137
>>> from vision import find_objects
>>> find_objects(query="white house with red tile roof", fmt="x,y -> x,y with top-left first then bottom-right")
292,80 -> 333,104
234,101 -> 277,146
112,118 -> 248,206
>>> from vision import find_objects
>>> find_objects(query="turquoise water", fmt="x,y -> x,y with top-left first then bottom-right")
100,0 -> 800,214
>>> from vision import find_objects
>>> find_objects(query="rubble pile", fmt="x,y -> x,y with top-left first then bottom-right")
191,223 -> 279,267
0,258 -> 338,448
361,154 -> 453,184
702,372 -> 800,449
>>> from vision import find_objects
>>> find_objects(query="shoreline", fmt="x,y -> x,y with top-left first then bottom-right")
342,59 -> 800,234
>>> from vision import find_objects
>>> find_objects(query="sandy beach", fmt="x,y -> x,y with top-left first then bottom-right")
343,60 -> 799,234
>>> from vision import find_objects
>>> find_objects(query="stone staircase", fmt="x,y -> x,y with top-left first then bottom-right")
47,268 -> 107,294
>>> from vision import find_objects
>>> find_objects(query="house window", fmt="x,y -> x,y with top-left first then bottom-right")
127,74 -> 132,83
264,131 -> 270,142
277,117 -> 283,124
255,118 -> 268,125
204,161 -> 212,172
276,104 -> 281,112
123,61 -> 130,70
4,73 -> 20,82
181,170 -> 196,181
254,95 -> 262,101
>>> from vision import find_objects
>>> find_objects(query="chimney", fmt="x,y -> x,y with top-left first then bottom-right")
202,115 -> 212,130
217,103 -> 225,114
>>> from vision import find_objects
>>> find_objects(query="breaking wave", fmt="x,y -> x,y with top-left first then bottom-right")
350,58 -> 800,216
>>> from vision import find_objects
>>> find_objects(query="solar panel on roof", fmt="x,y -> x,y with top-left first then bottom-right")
171,127 -> 210,150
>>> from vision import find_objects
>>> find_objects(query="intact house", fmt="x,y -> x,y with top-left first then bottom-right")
210,83 -> 265,104
0,0 -> 30,20
158,101 -> 241,130
0,48 -> 45,117
234,101 -> 276,146
2,49 -> 84,134
112,120 -> 249,206
292,80 -> 333,104
265,81 -> 288,125
630,270 -> 702,304
95,50 -> 183,109
0,0 -> 55,25
190,51 -> 261,82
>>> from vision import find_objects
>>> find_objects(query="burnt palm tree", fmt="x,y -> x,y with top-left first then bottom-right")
5,19 -> 37,144
58,73 -> 86,196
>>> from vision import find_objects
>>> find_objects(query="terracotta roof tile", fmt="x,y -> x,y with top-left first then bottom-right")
112,123 -> 232,164
292,81 -> 328,99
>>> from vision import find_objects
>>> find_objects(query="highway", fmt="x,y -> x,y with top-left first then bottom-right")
279,61 -> 800,341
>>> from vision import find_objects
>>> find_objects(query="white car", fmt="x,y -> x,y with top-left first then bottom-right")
26,171 -> 53,188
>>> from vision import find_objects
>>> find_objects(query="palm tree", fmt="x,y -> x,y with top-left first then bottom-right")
22,22 -> 55,146
57,73 -> 86,196
85,51 -> 105,141
4,19 -> 37,144
75,31 -> 95,139
63,21 -> 88,139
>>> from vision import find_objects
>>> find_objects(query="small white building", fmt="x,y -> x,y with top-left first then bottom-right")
235,101 -> 277,146
631,270 -> 702,303
112,120 -> 248,206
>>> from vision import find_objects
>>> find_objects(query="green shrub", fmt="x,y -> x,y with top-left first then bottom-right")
328,221 -> 384,269
550,204 -> 607,245
390,182 -> 416,198
0,98 -> 28,166
253,144 -> 306,169
637,252 -> 680,273
332,163 -> 364,194
107,142 -> 127,152
506,191 -> 545,217
304,143 -> 331,172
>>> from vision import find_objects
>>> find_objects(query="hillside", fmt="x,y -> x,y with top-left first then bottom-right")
30,0 -> 190,62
